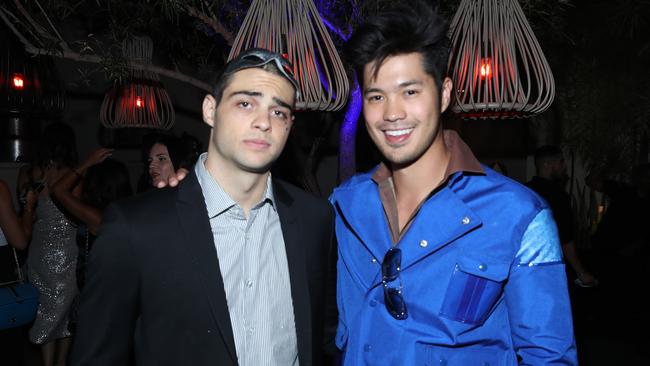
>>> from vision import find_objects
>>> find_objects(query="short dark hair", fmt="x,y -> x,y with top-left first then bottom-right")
534,145 -> 563,168
345,0 -> 450,89
35,122 -> 78,169
82,158 -> 132,210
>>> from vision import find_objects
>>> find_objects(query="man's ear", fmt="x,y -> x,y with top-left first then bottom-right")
440,77 -> 453,113
202,94 -> 217,128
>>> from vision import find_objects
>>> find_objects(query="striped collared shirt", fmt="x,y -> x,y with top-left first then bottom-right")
194,153 -> 298,366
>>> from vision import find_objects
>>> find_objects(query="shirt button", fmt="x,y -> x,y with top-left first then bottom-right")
369,299 -> 378,307
245,280 -> 253,288
462,216 -> 471,225
478,263 -> 488,271
440,358 -> 447,366
419,239 -> 428,248
363,344 -> 372,352
371,258 -> 377,263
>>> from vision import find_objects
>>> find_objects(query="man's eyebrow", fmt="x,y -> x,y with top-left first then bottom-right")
398,80 -> 422,88
364,80 -> 424,95
272,97 -> 292,110
227,90 -> 262,99
227,90 -> 292,110
363,87 -> 383,95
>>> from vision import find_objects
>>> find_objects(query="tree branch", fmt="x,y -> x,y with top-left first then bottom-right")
23,46 -> 212,92
12,0 -> 63,47
0,7 -> 38,50
183,4 -> 234,45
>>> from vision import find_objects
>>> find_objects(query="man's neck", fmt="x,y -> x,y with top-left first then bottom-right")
391,133 -> 450,215
203,155 -> 269,218
393,132 -> 449,191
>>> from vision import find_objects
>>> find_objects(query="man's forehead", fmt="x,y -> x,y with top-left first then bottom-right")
225,68 -> 295,100
362,53 -> 427,87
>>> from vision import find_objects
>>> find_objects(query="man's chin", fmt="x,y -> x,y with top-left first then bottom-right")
239,161 -> 274,175
379,149 -> 417,169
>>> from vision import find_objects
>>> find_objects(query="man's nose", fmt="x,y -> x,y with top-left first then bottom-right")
383,100 -> 406,122
252,112 -> 272,131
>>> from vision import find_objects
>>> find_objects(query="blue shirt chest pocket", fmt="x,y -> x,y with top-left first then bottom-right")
439,256 -> 510,325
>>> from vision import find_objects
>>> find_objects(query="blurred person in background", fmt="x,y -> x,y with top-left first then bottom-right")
527,145 -> 597,287
0,180 -> 36,251
51,148 -> 132,291
16,122 -> 79,366
0,180 -> 37,365
137,133 -> 200,192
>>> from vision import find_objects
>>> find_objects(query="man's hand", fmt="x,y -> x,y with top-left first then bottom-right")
77,148 -> 114,173
156,168 -> 189,188
575,272 -> 598,287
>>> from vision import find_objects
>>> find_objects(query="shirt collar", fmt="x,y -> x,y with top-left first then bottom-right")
372,129 -> 484,184
194,153 -> 276,218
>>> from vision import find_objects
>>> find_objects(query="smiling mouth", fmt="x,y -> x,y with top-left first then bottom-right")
384,128 -> 414,137
383,127 -> 414,144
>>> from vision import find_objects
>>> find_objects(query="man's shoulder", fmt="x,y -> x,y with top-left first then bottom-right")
464,167 -> 547,212
107,186 -> 180,223
121,186 -> 177,207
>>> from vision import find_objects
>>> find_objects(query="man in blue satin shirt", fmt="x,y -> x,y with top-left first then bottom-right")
329,2 -> 578,365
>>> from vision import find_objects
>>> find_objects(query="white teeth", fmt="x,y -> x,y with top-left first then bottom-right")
385,128 -> 413,137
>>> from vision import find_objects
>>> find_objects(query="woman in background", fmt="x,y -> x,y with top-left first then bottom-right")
18,122 -> 79,366
138,133 -> 200,191
51,147 -> 132,292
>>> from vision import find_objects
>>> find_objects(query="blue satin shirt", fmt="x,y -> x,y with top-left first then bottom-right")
330,166 -> 578,365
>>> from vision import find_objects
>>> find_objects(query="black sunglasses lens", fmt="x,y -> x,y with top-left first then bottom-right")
382,248 -> 401,281
384,287 -> 408,320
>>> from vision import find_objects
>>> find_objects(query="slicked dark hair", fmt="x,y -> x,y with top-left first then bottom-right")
345,0 -> 450,90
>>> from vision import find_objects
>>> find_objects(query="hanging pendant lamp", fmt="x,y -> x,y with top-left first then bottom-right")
447,0 -> 555,119
229,0 -> 349,111
100,36 -> 175,129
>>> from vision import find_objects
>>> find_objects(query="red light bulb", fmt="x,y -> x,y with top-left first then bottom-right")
135,96 -> 143,108
480,58 -> 492,78
12,73 -> 25,90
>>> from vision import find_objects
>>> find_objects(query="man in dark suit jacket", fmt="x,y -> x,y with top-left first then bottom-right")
71,49 -> 335,366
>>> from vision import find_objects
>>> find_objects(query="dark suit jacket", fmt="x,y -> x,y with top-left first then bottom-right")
71,172 -> 336,366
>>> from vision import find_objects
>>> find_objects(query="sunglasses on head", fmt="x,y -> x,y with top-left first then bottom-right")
225,48 -> 301,99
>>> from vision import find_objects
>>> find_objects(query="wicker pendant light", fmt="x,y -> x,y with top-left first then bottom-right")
447,0 -> 555,119
229,0 -> 349,111
100,36 -> 174,129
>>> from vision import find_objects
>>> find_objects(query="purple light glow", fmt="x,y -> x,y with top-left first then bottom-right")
338,76 -> 362,182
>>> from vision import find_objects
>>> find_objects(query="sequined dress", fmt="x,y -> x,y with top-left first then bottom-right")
27,195 -> 78,344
